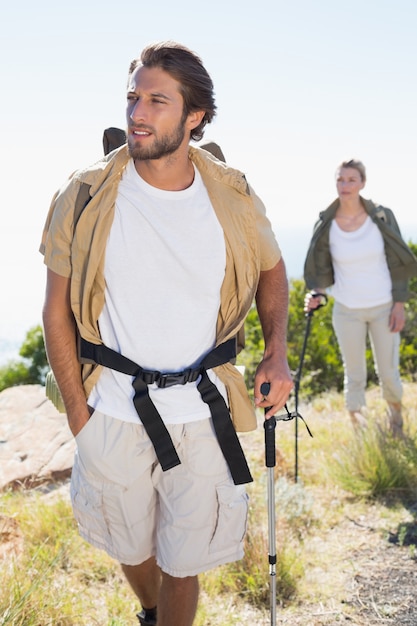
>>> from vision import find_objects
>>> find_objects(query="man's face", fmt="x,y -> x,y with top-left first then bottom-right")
126,65 -> 189,161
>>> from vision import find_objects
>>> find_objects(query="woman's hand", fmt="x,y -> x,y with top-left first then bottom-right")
304,291 -> 327,314
389,302 -> 405,333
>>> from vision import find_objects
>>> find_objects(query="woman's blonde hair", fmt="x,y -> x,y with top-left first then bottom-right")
337,159 -> 366,182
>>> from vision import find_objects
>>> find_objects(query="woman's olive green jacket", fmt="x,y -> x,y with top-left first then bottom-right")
304,197 -> 417,302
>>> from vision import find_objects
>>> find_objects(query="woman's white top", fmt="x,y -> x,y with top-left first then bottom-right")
329,216 -> 392,309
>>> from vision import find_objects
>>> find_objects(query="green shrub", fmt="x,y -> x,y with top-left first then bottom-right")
329,425 -> 417,500
0,326 -> 48,391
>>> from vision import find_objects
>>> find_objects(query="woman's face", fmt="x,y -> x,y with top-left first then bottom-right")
336,167 -> 365,200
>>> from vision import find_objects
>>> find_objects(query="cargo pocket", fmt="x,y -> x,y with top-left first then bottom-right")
209,482 -> 248,554
70,456 -> 111,548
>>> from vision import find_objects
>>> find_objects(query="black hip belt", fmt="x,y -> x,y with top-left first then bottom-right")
80,337 -> 252,485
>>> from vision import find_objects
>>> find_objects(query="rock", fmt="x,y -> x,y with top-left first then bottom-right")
0,385 -> 75,490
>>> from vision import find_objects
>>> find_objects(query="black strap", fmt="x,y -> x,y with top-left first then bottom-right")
197,370 -> 252,485
80,338 -> 253,484
80,339 -> 180,471
132,376 -> 181,471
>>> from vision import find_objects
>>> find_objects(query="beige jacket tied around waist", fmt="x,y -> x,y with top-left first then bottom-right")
40,145 -> 281,432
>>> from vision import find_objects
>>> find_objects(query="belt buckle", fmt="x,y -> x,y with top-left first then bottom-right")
157,372 -> 187,389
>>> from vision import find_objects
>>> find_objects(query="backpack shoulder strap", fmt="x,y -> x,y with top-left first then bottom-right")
73,182 -> 92,230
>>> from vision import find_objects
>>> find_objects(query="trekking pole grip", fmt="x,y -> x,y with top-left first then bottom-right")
261,383 -> 277,468
264,417 -> 277,468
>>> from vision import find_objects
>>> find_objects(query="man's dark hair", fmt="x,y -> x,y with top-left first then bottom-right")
129,41 -> 216,142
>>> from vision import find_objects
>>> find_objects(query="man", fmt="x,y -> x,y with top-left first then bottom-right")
41,41 -> 293,626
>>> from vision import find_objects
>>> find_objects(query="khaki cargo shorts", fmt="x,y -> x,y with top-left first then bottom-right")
70,410 -> 249,577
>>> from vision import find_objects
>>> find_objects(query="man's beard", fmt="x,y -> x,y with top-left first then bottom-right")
128,118 -> 186,161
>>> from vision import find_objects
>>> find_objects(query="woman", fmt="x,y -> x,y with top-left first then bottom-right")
304,159 -> 417,435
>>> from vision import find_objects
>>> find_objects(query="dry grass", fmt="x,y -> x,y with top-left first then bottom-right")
2,383 -> 417,624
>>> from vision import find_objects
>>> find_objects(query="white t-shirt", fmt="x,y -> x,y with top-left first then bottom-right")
88,159 -> 227,424
329,216 -> 392,308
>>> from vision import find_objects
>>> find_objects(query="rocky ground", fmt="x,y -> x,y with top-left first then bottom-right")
0,385 -> 74,490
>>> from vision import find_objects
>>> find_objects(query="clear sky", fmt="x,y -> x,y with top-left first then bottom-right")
1,0 -> 417,353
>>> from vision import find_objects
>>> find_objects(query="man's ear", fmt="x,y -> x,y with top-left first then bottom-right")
187,110 -> 205,131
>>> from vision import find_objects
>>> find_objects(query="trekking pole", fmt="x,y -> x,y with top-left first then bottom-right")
260,382 -> 313,625
261,382 -> 277,626
294,292 -> 327,482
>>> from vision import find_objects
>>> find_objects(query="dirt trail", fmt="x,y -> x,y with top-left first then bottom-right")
276,497 -> 417,625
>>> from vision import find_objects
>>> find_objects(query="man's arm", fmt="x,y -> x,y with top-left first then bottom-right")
254,258 -> 294,418
42,268 -> 90,436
